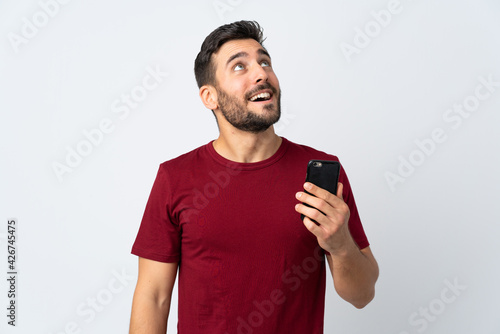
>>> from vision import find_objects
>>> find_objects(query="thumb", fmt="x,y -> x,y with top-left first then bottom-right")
337,182 -> 344,200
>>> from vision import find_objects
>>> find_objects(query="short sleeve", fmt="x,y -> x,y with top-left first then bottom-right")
131,164 -> 181,263
340,163 -> 369,250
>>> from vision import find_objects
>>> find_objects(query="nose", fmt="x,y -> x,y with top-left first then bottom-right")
252,63 -> 269,84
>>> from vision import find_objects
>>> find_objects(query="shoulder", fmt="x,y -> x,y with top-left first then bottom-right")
158,141 -> 212,171
284,137 -> 340,162
284,137 -> 354,186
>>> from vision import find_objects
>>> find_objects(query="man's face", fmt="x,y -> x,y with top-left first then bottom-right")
211,38 -> 281,133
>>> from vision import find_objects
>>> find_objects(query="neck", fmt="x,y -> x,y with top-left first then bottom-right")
213,127 -> 282,163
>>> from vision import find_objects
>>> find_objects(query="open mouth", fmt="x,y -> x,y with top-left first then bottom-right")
248,91 -> 273,102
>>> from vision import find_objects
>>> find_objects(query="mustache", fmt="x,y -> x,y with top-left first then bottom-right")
245,83 -> 278,100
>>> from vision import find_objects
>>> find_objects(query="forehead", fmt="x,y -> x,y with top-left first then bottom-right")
212,38 -> 268,68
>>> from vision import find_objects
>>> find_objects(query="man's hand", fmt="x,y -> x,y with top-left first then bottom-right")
294,181 -> 379,308
294,182 -> 352,255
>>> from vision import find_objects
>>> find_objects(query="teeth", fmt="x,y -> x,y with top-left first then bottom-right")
249,92 -> 271,101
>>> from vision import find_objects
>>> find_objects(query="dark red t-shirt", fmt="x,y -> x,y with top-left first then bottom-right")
132,137 -> 369,333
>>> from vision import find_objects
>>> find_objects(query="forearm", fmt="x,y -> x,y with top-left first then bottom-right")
328,240 -> 379,309
129,292 -> 170,334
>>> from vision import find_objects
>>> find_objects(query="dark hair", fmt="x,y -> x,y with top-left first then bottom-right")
194,20 -> 266,88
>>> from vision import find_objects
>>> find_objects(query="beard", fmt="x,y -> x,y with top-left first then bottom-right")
215,83 -> 281,133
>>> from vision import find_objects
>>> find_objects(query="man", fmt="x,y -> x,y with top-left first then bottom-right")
129,20 -> 378,334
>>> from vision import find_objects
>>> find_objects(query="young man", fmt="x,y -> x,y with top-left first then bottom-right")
129,20 -> 378,334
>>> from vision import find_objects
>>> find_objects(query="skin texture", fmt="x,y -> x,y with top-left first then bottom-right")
130,37 -> 379,333
129,259 -> 177,333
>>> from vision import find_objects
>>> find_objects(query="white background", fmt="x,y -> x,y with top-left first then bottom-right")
1,0 -> 500,333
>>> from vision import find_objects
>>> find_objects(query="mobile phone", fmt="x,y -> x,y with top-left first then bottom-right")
300,160 -> 341,222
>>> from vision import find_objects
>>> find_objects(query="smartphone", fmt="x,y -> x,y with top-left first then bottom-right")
300,160 -> 341,222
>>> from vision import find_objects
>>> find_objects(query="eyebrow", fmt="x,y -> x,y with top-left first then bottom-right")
225,48 -> 271,67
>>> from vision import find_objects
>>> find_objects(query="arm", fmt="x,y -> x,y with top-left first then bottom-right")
326,245 -> 378,308
129,257 -> 178,334
295,182 -> 379,309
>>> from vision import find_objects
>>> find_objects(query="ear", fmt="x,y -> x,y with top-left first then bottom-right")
199,85 -> 218,110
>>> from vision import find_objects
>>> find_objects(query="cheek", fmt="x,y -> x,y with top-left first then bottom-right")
235,80 -> 249,94
223,77 -> 247,95
268,72 -> 280,89
232,82 -> 250,101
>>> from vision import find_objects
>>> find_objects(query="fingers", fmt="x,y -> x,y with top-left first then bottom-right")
295,200 -> 326,224
300,182 -> 344,206
295,191 -> 329,215
295,182 -> 350,255
301,215 -> 323,236
304,182 -> 343,201
295,182 -> 348,230
337,182 -> 344,201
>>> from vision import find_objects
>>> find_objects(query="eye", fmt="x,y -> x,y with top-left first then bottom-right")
261,60 -> 271,67
233,64 -> 245,71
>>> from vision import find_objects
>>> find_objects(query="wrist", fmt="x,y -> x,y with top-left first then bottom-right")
327,235 -> 358,258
